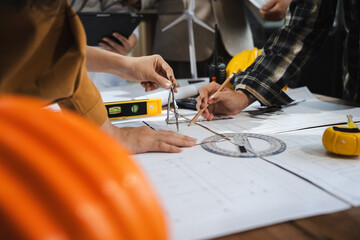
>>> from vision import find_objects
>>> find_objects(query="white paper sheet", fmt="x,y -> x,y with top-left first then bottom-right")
113,86 -> 360,240
144,87 -> 360,138
135,146 -> 348,240
100,79 -> 207,106
265,127 -> 360,206
244,0 -> 269,24
199,102 -> 360,135
248,0 -> 268,9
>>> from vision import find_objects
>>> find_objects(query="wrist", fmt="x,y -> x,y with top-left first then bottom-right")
238,89 -> 256,105
107,54 -> 133,79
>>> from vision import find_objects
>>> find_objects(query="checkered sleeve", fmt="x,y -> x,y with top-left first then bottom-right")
234,0 -> 338,106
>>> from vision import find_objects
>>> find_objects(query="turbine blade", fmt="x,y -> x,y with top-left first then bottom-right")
193,17 -> 214,32
162,14 -> 188,32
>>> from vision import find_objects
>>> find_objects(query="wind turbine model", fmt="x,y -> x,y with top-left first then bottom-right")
162,0 -> 214,79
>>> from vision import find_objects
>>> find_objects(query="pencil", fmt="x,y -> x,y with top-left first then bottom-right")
188,72 -> 235,126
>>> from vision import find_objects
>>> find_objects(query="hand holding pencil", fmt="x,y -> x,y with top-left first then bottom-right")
189,73 -> 235,126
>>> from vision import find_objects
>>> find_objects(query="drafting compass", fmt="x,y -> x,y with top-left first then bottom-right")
166,76 -> 179,132
201,133 -> 286,158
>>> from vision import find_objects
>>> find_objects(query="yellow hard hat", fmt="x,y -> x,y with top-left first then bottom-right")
224,48 -> 262,89
226,48 -> 262,78
225,48 -> 288,91
0,95 -> 167,240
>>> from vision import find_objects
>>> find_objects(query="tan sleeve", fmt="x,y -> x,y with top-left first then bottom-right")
0,3 -> 108,126
57,6 -> 108,126
57,70 -> 108,126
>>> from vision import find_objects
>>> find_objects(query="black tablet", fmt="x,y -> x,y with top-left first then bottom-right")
78,13 -> 143,46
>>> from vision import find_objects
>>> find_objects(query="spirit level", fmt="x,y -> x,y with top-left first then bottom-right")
104,98 -> 162,120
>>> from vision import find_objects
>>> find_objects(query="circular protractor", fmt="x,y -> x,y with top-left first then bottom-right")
201,133 -> 286,158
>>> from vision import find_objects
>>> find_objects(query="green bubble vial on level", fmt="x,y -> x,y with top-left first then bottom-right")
109,106 -> 121,114
131,104 -> 139,113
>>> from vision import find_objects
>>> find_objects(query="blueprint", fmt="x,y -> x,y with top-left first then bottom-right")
145,87 -> 360,137
113,87 -> 360,240
265,127 -> 360,206
136,146 -> 348,240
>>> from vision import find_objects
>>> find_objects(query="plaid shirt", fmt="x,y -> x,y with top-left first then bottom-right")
234,0 -> 360,105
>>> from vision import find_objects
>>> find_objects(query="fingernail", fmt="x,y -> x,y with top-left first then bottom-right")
166,82 -> 172,88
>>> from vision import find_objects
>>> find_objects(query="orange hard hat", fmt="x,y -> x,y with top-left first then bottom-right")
0,95 -> 167,240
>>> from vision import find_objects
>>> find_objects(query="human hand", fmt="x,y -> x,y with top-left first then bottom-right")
125,54 -> 178,92
260,0 -> 291,21
99,32 -> 137,55
85,47 -> 177,91
101,119 -> 197,153
196,82 -> 253,120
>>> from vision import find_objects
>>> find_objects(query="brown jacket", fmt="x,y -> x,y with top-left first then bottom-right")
0,3 -> 107,125
142,0 -> 254,61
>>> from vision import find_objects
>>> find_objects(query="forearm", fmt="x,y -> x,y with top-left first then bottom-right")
85,46 -> 174,89
85,46 -> 132,78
